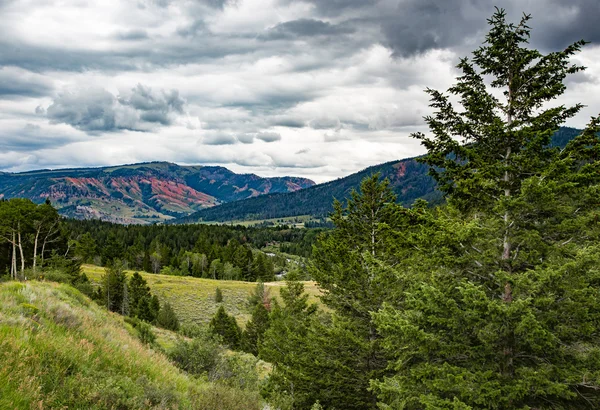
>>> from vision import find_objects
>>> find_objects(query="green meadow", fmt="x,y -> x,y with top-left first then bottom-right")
82,264 -> 323,325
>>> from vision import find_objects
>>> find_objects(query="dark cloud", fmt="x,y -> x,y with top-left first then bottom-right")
237,133 -> 255,144
46,84 -> 186,132
115,29 -> 149,41
263,18 -> 354,40
381,0 -> 490,57
203,132 -> 237,145
118,84 -> 185,125
46,88 -> 119,132
256,131 -> 281,142
0,124 -> 81,152
534,0 -> 600,50
290,0 -> 377,17
381,0 -> 600,57
309,117 -> 340,129
0,68 -> 54,98
269,117 -> 306,128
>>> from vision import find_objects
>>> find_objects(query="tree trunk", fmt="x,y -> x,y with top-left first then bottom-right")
17,222 -> 25,276
40,219 -> 59,265
33,226 -> 41,273
11,231 -> 16,280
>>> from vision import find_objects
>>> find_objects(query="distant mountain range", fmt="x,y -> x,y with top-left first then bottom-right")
0,162 -> 315,224
173,127 -> 583,224
0,127 -> 582,225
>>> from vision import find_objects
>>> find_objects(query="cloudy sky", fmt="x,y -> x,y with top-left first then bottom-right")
1,0 -> 599,182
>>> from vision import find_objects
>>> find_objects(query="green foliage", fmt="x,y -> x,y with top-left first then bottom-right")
64,219 -> 314,281
305,174 -> 419,408
100,259 -> 128,313
209,306 -> 242,350
128,271 -> 159,322
0,198 -> 66,280
168,335 -> 222,377
193,384 -> 261,410
242,302 -> 270,356
125,317 -> 157,345
215,286 -> 224,303
0,281 -> 203,409
370,9 -> 600,409
156,301 -> 180,331
260,280 -> 319,408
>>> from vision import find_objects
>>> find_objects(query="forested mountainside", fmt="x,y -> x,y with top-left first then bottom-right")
0,162 -> 314,224
175,127 -> 583,223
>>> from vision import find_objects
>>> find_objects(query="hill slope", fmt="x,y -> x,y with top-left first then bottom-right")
0,162 -> 314,224
175,127 -> 583,223
0,281 -> 211,409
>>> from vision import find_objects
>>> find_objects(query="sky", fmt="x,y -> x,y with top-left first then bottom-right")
1,0 -> 599,183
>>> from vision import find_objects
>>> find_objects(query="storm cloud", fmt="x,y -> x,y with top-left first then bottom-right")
46,85 -> 186,132
0,0 -> 598,182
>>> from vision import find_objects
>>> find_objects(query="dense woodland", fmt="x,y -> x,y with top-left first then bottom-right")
0,201 -> 317,282
64,219 -> 319,279
2,9 -> 600,410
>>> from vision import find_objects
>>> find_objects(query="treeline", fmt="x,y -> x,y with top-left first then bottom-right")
63,219 -> 321,281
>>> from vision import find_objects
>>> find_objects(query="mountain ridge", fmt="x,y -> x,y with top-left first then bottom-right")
173,126 -> 584,224
0,162 -> 315,224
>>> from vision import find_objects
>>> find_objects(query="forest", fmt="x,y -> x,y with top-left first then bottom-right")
1,8 -> 600,410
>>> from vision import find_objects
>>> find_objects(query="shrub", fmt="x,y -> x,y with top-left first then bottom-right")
168,336 -> 222,376
215,287 -> 223,303
156,301 -> 180,331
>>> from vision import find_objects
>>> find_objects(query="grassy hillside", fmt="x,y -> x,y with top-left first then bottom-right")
82,264 -> 323,325
0,280 -> 261,409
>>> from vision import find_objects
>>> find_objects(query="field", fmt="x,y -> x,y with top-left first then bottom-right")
82,264 -> 323,325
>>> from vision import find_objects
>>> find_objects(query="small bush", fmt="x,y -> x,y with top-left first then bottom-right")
168,336 -> 222,376
125,316 -> 156,345
215,287 -> 223,303
136,321 -> 156,345
156,302 -> 180,331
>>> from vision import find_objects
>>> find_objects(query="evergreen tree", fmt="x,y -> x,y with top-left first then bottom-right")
242,303 -> 270,356
305,174 -> 417,408
101,259 -> 127,313
214,286 -> 223,303
76,232 -> 97,264
156,301 -> 180,331
150,295 -> 160,321
242,284 -> 271,356
128,271 -> 152,318
260,280 -> 318,408
209,306 -> 241,350
373,9 -> 600,409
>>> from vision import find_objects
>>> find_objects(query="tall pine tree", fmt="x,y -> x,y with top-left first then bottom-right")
373,8 -> 600,409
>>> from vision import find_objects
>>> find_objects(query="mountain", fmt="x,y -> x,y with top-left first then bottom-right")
174,157 -> 439,223
174,127 -> 584,224
0,162 -> 315,224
